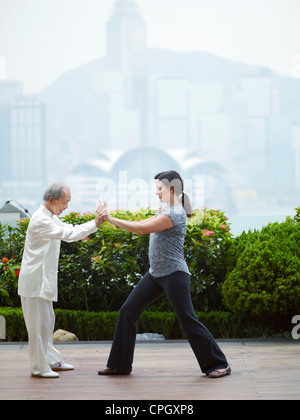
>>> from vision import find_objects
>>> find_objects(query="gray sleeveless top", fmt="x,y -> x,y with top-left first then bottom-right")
149,204 -> 190,277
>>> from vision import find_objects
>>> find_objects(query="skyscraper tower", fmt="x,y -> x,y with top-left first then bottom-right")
105,0 -> 147,112
106,0 -> 146,79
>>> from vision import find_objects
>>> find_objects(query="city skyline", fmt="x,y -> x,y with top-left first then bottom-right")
1,0 -> 300,236
0,0 -> 300,94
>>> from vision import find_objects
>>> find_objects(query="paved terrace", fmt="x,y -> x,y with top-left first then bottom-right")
0,339 -> 300,401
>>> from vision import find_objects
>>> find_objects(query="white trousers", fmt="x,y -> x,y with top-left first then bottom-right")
21,296 -> 63,375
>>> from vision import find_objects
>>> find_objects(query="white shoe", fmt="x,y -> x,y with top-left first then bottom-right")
50,361 -> 74,371
31,371 -> 59,378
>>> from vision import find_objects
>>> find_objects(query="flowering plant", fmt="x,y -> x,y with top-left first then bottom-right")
0,208 -> 232,312
185,208 -> 232,311
0,255 -> 21,304
0,219 -> 27,305
59,209 -> 151,311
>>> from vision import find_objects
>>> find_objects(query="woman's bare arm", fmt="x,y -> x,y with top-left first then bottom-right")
108,214 -> 173,234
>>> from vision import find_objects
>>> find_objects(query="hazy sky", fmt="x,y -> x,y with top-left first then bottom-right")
0,0 -> 300,94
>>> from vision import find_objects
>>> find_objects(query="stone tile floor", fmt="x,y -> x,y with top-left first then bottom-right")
1,340 -> 300,400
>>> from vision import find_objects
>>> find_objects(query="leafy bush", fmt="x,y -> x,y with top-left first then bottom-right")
222,216 -> 300,321
0,208 -> 232,312
185,208 -> 232,311
58,209 -> 153,312
0,219 -> 28,306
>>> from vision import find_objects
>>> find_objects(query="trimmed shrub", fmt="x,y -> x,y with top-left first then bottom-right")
0,307 -> 27,341
0,307 -> 240,341
222,218 -> 300,322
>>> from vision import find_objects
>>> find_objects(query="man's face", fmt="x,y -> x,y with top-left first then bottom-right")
48,189 -> 71,215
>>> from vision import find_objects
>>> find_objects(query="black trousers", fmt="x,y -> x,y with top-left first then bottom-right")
107,271 -> 229,374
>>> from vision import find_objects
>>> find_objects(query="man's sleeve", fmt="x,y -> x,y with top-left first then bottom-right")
37,217 -> 97,242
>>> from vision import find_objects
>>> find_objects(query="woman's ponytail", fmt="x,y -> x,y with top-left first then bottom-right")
181,192 -> 193,218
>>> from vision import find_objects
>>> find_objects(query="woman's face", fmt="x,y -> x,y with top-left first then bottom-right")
156,179 -> 172,204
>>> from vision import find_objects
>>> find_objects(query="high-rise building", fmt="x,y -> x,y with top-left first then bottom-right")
155,78 -> 190,149
0,81 -> 23,198
0,93 -> 47,209
9,97 -> 46,183
106,0 -> 147,81
105,0 -> 148,144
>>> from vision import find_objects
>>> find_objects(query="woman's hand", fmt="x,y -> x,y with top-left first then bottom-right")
95,200 -> 110,227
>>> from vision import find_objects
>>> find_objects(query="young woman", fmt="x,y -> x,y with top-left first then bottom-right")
97,170 -> 231,378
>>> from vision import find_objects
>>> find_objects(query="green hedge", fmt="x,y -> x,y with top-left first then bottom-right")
0,307 -> 240,342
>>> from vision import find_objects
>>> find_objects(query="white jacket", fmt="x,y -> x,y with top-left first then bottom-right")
18,205 -> 97,302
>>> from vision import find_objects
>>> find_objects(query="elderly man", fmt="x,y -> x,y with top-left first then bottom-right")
18,182 -> 107,378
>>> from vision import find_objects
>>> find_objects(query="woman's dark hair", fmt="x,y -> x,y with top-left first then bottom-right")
154,170 -> 193,217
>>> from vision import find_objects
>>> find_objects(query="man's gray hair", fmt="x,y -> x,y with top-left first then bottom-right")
43,182 -> 70,202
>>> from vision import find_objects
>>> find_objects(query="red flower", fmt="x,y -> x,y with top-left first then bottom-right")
202,229 -> 215,237
15,269 -> 20,277
1,257 -> 8,264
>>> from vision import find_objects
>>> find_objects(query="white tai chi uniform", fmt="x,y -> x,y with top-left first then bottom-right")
18,205 -> 97,376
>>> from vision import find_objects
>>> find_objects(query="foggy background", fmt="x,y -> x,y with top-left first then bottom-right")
1,0 -> 300,235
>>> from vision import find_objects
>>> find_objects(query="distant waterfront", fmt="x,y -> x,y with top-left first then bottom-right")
228,207 -> 296,237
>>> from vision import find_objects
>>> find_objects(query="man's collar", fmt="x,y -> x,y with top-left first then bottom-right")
41,204 -> 54,218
